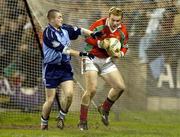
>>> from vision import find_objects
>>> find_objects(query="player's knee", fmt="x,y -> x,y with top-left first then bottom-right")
90,90 -> 96,99
120,84 -> 125,91
67,94 -> 73,101
46,98 -> 54,105
66,90 -> 73,100
115,82 -> 126,91
86,88 -> 96,99
82,90 -> 96,100
66,90 -> 73,97
88,85 -> 97,94
81,92 -> 91,106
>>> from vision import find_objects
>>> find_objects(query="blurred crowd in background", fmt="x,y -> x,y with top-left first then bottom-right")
0,0 -> 41,91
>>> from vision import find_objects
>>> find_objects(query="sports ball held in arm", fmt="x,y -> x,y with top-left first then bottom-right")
106,38 -> 121,57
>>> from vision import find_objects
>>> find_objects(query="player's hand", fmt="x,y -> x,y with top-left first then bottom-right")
99,38 -> 110,49
106,47 -> 124,58
79,52 -> 94,59
90,31 -> 103,39
112,51 -> 124,58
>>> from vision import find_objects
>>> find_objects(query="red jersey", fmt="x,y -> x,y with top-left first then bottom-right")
85,17 -> 128,58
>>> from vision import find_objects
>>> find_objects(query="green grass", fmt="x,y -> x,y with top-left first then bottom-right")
0,111 -> 180,137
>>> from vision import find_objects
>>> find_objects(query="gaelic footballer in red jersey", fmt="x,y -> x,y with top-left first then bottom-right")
85,7 -> 128,58
78,7 -> 128,130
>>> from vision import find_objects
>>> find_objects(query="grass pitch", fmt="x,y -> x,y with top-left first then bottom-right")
0,110 -> 180,137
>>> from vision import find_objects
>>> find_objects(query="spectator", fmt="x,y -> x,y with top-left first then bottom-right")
138,1 -> 166,63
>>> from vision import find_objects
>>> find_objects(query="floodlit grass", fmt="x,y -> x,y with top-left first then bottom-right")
0,111 -> 180,137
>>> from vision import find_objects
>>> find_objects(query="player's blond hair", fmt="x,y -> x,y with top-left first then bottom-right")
108,7 -> 123,17
47,9 -> 61,20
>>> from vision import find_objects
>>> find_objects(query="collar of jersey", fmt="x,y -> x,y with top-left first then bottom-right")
48,23 -> 64,36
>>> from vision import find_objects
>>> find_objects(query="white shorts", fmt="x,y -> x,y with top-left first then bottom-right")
83,57 -> 118,75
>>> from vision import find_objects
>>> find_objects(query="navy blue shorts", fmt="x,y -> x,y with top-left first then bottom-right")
43,62 -> 73,88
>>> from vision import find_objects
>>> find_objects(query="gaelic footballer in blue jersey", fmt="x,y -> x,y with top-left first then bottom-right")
41,9 -> 102,130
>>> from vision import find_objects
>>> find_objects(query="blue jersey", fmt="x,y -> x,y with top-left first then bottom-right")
42,24 -> 81,64
42,24 -> 81,83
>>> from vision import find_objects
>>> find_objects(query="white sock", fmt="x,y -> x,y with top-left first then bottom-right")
41,116 -> 48,125
59,110 -> 67,120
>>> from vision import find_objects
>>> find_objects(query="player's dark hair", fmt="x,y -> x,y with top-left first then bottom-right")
47,9 -> 60,20
109,7 -> 123,18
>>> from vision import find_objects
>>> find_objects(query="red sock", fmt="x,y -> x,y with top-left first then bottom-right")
102,98 -> 114,112
80,104 -> 88,121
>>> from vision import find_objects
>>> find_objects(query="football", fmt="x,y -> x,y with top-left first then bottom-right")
106,38 -> 121,57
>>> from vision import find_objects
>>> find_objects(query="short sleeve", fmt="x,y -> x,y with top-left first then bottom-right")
62,24 -> 81,40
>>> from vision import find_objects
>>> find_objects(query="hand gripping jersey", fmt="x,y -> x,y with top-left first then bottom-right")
85,17 -> 129,58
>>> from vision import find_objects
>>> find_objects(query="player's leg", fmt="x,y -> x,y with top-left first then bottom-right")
57,80 -> 74,129
41,88 -> 56,130
78,70 -> 98,130
99,67 -> 125,126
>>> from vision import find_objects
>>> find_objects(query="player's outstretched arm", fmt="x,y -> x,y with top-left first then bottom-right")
81,28 -> 103,39
62,47 -> 94,59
